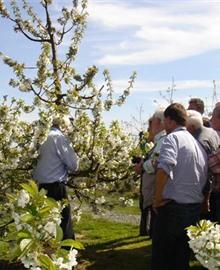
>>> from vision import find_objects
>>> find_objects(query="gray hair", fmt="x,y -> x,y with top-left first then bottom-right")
187,110 -> 203,129
152,107 -> 165,123
52,115 -> 72,131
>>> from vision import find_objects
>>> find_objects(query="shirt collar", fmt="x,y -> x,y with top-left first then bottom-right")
154,130 -> 166,143
51,127 -> 62,133
173,126 -> 186,132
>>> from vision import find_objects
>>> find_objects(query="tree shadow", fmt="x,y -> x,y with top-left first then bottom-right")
77,236 -> 152,270
76,235 -> 205,270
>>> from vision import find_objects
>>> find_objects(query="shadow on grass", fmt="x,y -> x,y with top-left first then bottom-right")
77,236 -> 204,270
77,236 -> 152,270
75,214 -> 204,270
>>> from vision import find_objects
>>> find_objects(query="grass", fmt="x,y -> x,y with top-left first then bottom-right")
75,214 -> 151,270
112,199 -> 140,215
75,214 -> 202,270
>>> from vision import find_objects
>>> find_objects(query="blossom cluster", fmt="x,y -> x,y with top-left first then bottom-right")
119,197 -> 134,207
1,181 -> 83,270
187,220 -> 220,270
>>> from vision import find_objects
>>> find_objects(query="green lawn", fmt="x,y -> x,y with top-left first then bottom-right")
75,214 -> 202,270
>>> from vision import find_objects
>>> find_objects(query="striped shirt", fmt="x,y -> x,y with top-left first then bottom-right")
158,127 -> 208,204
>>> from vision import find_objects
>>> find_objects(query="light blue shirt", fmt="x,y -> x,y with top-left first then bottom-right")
33,127 -> 78,184
158,127 -> 208,204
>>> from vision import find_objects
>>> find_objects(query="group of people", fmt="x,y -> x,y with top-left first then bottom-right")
32,98 -> 220,270
135,98 -> 220,270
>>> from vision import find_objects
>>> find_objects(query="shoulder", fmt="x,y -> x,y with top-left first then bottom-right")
49,129 -> 67,142
164,130 -> 182,143
163,129 -> 194,148
199,127 -> 220,144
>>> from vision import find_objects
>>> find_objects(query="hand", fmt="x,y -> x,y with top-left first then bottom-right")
153,199 -> 169,213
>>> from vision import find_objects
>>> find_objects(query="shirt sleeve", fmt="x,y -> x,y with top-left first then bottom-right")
157,134 -> 178,176
56,135 -> 79,172
143,136 -> 165,174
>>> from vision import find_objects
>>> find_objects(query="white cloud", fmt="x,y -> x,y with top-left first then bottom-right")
108,79 -> 215,93
87,1 -> 220,65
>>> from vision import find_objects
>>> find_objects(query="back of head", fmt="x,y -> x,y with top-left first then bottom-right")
188,98 -> 205,114
152,107 -> 165,123
52,115 -> 72,132
187,110 -> 203,129
164,103 -> 187,126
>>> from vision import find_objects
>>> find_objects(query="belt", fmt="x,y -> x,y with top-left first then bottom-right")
39,181 -> 65,185
168,200 -> 201,206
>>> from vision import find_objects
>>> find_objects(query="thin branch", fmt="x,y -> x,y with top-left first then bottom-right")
29,85 -> 51,104
10,18 -> 50,43
57,23 -> 75,45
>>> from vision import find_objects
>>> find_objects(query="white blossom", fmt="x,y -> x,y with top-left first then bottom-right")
125,199 -> 134,207
44,221 -> 57,238
95,196 -> 106,205
53,249 -> 78,269
187,220 -> 220,270
17,190 -> 30,208
20,239 -> 31,251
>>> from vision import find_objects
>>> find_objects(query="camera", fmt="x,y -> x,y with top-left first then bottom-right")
131,156 -> 142,164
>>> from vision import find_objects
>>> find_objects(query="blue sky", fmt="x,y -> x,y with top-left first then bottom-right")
1,0 -> 220,130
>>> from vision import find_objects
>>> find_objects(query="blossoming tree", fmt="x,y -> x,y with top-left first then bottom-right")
0,0 -> 139,268
0,0 -> 138,213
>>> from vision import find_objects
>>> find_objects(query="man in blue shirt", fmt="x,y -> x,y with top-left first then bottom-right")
33,116 -> 78,240
151,103 -> 208,270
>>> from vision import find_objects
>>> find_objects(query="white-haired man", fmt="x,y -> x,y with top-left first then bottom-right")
33,115 -> 78,240
187,110 -> 219,153
134,108 -> 166,237
187,110 -> 220,218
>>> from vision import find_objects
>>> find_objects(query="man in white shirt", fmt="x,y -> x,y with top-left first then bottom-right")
33,116 -> 78,239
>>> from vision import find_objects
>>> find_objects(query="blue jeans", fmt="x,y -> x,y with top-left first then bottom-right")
151,201 -> 201,270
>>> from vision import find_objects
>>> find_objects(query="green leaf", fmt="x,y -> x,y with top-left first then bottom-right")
20,180 -> 38,196
0,241 -> 9,260
55,225 -> 63,242
38,254 -> 56,270
18,239 -> 34,260
7,193 -> 17,201
45,197 -> 59,208
9,246 -> 21,261
60,239 -> 84,250
39,206 -> 51,215
20,213 -> 34,223
17,231 -> 32,241
28,204 -> 38,216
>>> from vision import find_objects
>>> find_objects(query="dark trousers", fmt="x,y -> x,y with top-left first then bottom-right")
209,192 -> 220,223
140,206 -> 155,237
151,201 -> 201,270
39,182 -> 74,240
